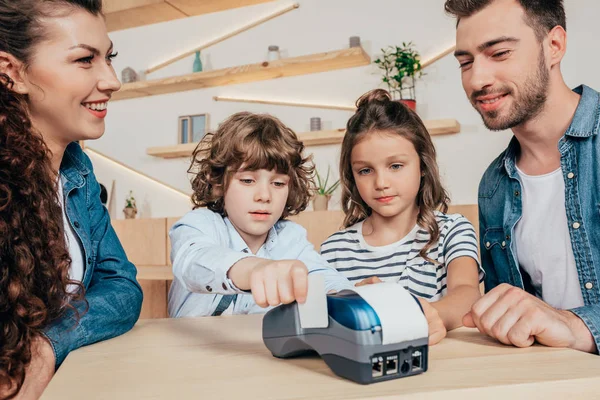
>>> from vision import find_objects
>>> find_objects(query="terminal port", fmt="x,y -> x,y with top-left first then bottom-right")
400,360 -> 410,374
371,357 -> 383,378
384,355 -> 398,375
411,350 -> 422,371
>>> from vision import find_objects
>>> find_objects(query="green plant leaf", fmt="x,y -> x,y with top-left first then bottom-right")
325,179 -> 340,195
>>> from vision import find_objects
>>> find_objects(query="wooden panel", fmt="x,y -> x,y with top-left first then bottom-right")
448,204 -> 479,238
138,280 -> 168,319
289,210 -> 344,250
103,0 -> 162,14
166,217 -> 181,266
137,265 -> 173,280
146,119 -> 460,158
147,143 -> 199,159
105,2 -> 186,32
114,47 -> 370,101
112,218 -> 168,266
103,0 -> 276,32
169,0 -> 276,15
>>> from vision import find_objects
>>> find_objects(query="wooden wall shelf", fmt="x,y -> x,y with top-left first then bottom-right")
112,47 -> 371,101
103,0 -> 277,32
146,119 -> 461,159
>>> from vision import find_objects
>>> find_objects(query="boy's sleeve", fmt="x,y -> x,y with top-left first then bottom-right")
290,224 -> 353,293
170,210 -> 253,295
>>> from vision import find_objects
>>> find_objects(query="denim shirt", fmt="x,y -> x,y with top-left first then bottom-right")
168,208 -> 353,317
42,142 -> 143,368
478,85 -> 600,351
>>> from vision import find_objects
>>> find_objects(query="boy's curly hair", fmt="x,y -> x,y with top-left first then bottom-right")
188,112 -> 314,219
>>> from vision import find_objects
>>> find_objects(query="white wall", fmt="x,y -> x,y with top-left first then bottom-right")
90,0 -> 600,216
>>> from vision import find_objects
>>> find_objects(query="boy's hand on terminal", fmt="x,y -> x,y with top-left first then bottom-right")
417,297 -> 447,345
250,260 -> 309,308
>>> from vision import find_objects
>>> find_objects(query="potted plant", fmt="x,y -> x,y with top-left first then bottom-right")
374,42 -> 423,110
123,190 -> 138,219
313,167 -> 340,211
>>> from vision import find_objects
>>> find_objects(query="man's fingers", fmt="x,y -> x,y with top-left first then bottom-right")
490,305 -> 523,345
463,311 -> 476,328
507,316 -> 535,348
471,285 -> 524,336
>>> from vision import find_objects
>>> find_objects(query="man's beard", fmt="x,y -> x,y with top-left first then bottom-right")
471,48 -> 550,131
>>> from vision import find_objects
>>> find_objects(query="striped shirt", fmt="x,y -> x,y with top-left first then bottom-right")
320,212 -> 483,301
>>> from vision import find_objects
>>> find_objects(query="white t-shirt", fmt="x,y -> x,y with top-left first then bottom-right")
514,166 -> 584,310
320,212 -> 483,301
58,177 -> 85,291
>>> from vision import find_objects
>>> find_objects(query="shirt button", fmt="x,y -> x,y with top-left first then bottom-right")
73,221 -> 80,228
505,235 -> 511,241
573,222 -> 581,229
501,241 -> 506,247
87,257 -> 92,264
222,283 -> 227,290
206,285 -> 212,292
514,191 -> 520,197
567,172 -> 575,179
585,282 -> 593,290
485,242 -> 491,249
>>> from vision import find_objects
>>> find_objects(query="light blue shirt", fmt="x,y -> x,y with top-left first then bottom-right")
168,208 -> 353,317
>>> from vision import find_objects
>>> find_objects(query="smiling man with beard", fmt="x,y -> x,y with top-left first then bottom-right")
446,0 -> 600,354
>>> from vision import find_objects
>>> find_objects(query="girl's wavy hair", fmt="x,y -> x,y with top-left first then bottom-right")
340,89 -> 450,262
188,112 -> 314,219
0,0 -> 100,397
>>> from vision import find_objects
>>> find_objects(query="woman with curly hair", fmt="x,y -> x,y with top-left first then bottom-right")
168,112 -> 353,318
0,0 -> 142,398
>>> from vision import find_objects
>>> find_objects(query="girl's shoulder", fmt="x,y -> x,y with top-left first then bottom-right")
433,211 -> 473,230
320,221 -> 362,247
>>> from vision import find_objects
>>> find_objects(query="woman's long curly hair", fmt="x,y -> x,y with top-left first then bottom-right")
189,112 -> 314,219
340,89 -> 450,263
0,1 -> 101,397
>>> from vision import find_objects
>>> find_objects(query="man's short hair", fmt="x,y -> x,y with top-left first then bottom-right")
445,0 -> 566,41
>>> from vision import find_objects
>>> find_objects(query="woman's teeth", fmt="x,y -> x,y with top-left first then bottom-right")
84,102 -> 107,111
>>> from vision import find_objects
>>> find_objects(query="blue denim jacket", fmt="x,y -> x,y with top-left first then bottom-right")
478,85 -> 600,351
42,143 -> 143,368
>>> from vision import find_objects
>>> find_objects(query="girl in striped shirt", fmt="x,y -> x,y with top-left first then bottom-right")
321,89 -> 483,344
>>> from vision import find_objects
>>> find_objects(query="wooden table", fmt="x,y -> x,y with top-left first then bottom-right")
42,315 -> 600,399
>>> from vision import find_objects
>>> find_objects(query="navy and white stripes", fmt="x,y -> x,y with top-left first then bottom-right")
320,212 -> 483,301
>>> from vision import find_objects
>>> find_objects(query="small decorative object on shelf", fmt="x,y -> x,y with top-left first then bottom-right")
121,67 -> 138,83
313,166 -> 340,211
178,113 -> 209,144
374,42 -> 423,111
267,45 -> 280,61
310,117 -> 322,132
123,190 -> 137,219
349,36 -> 361,48
193,50 -> 203,73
